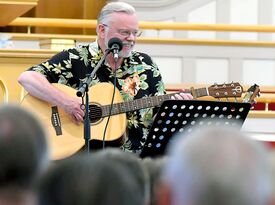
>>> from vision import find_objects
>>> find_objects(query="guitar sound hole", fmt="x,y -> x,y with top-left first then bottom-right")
89,104 -> 102,123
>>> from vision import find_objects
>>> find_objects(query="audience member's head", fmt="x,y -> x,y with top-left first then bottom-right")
93,148 -> 150,205
0,104 -> 49,205
158,126 -> 273,205
38,150 -> 148,205
269,150 -> 275,205
142,157 -> 167,205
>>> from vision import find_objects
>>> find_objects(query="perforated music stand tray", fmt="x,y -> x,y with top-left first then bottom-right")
140,100 -> 251,158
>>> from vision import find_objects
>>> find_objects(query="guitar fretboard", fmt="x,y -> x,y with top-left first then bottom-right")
99,88 -> 208,117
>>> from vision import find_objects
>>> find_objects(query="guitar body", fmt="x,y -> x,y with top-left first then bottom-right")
21,83 -> 127,160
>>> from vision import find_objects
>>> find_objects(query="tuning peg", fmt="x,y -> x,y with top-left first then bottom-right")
234,97 -> 237,102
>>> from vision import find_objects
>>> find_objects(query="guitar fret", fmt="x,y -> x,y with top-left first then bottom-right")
126,101 -> 130,113
196,88 -> 207,98
133,100 -> 138,110
119,103 -> 125,113
104,106 -> 109,115
113,105 -> 119,115
102,106 -> 107,116
115,105 -> 120,115
129,101 -> 133,111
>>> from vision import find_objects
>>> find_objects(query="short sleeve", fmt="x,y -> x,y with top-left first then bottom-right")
28,50 -> 72,84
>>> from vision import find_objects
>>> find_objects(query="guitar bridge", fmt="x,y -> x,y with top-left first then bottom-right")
51,106 -> 62,136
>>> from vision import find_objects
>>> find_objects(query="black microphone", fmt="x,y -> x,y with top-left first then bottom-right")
108,37 -> 123,59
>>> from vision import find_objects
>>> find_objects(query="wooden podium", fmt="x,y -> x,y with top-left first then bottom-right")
0,48 -> 56,103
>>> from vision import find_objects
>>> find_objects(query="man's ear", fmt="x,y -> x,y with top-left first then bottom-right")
155,182 -> 172,205
97,24 -> 106,38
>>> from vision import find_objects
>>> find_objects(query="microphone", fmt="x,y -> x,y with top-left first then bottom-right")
108,37 -> 123,59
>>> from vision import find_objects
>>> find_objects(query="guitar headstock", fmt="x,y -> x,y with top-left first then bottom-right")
208,82 -> 243,99
242,84 -> 260,104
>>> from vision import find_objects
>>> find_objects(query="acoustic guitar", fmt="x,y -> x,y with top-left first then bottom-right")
21,82 -> 243,160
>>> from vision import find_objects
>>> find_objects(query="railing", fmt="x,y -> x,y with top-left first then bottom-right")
9,17 -> 275,32
3,17 -> 275,47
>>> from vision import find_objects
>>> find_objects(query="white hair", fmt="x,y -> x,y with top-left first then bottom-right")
163,126 -> 272,205
97,2 -> 136,32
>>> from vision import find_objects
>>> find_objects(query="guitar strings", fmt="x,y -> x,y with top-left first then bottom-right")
87,92 -> 185,119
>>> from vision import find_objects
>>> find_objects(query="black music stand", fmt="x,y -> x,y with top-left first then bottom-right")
140,100 -> 251,158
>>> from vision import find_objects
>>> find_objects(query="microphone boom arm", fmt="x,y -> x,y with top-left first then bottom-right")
76,49 -> 111,97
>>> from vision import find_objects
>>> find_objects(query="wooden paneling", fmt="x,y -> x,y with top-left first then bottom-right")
0,49 -> 56,103
0,0 -> 38,26
0,0 -> 106,34
34,0 -> 106,34
34,0 -> 84,34
83,0 -> 106,34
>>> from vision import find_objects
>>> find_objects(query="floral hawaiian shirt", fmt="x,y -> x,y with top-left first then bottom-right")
29,41 -> 166,153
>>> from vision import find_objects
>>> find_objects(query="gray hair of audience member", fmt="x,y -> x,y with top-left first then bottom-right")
0,104 -> 49,189
93,148 -> 150,205
142,157 -> 167,205
162,126 -> 272,205
97,2 -> 135,32
268,150 -> 275,202
38,152 -> 147,205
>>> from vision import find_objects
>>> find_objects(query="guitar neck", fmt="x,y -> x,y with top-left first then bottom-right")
100,87 -> 209,117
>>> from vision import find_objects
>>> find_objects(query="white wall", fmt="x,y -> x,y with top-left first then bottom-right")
135,43 -> 275,86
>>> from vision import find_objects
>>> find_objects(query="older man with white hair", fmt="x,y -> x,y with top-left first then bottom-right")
157,126 -> 273,205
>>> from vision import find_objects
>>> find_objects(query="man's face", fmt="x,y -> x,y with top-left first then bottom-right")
102,12 -> 140,58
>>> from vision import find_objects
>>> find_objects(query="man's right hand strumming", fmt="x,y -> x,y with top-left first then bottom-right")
62,96 -> 84,125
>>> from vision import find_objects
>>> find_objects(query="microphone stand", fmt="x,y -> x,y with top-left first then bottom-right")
76,49 -> 111,154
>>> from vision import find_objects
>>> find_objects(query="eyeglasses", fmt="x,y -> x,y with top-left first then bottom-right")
102,24 -> 142,37
117,29 -> 142,37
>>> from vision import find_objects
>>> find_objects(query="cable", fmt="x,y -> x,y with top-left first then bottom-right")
102,58 -> 119,149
